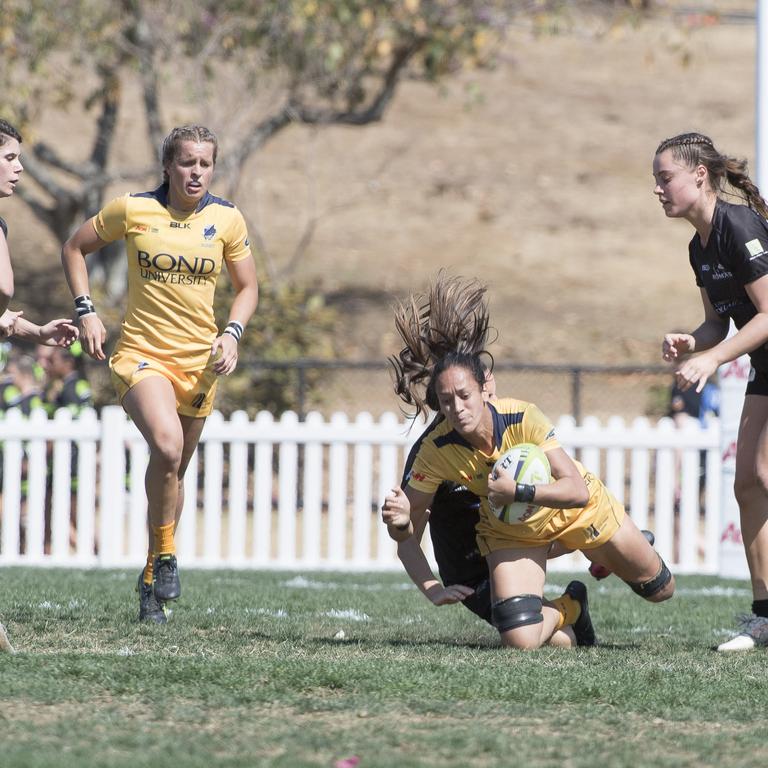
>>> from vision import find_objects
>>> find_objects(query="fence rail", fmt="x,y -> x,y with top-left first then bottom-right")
0,406 -> 722,573
236,359 -> 675,420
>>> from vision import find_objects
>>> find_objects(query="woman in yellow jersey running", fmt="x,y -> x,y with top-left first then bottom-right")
61,125 -> 259,623
382,274 -> 674,650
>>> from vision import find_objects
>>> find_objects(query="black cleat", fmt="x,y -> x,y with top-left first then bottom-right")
589,529 -> 655,580
137,570 -> 167,624
153,554 -> 181,601
565,579 -> 596,647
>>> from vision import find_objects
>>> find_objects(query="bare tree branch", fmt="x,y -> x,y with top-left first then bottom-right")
132,0 -> 165,159
292,40 -> 425,127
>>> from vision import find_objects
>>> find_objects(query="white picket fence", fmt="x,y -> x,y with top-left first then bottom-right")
0,406 -> 721,573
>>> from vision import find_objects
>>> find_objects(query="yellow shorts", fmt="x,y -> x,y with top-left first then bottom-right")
477,471 -> 625,555
109,349 -> 219,418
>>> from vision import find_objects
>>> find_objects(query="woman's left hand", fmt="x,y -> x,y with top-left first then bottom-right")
675,351 -> 719,393
487,465 -> 516,510
39,318 -> 79,347
211,333 -> 238,376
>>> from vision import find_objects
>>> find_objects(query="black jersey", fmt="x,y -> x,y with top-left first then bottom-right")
0,216 -> 7,238
402,416 -> 487,589
689,199 -> 768,371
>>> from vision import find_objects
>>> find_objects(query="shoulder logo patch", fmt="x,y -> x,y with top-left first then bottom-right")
745,238 -> 765,259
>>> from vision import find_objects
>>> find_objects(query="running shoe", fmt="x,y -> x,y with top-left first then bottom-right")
137,570 -> 167,624
565,579 -> 596,647
153,554 -> 181,602
717,614 -> 768,652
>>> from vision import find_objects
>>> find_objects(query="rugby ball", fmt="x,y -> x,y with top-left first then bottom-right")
491,443 -> 551,524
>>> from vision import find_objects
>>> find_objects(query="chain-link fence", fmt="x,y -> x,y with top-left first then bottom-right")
236,360 -> 677,421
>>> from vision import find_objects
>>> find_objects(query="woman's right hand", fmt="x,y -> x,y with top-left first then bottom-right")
425,583 -> 475,606
662,332 -> 695,362
79,314 -> 107,360
381,486 -> 412,529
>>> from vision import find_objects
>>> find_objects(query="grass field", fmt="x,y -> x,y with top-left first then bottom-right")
0,567 -> 766,768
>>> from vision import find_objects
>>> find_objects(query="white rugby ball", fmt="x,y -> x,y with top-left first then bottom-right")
491,443 -> 551,524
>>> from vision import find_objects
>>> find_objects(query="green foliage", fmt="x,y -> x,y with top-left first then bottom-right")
0,0 -> 512,134
646,380 -> 672,418
0,0 -> 128,127
215,278 -> 339,414
0,567 -> 764,768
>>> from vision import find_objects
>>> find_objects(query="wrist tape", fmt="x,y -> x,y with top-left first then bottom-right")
223,320 -> 244,342
74,294 -> 96,318
514,483 -> 536,503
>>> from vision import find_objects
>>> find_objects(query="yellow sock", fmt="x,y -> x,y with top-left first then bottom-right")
143,550 -> 154,585
151,522 -> 176,557
551,593 -> 581,630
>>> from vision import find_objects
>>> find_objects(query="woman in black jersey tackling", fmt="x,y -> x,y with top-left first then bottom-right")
655,132 -> 768,652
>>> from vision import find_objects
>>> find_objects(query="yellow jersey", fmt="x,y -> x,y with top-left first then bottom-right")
406,397 -> 592,543
93,184 -> 252,371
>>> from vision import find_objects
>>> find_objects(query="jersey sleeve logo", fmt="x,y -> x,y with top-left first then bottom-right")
745,238 -> 766,259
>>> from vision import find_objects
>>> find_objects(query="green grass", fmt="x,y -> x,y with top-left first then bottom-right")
0,567 -> 766,768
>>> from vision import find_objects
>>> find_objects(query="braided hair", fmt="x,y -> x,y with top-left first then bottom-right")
655,132 -> 768,218
389,271 -> 495,420
0,119 -> 22,147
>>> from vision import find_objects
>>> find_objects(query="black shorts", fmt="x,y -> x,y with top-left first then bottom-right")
455,578 -> 492,625
427,483 -> 492,625
746,367 -> 768,396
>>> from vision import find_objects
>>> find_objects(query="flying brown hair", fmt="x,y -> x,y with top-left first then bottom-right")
389,270 -> 495,419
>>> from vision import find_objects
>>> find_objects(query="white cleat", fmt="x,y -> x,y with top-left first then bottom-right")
716,614 -> 768,653
717,633 -> 757,652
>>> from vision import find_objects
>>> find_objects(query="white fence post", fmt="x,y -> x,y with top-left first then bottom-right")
252,410 -> 274,566
99,406 -> 127,565
202,410 -> 224,564
277,411 -> 299,564
302,411 -> 324,566
1,408 -> 24,562
227,410 -> 250,565
352,412 -> 374,566
74,408 -> 98,564
327,412 -> 349,565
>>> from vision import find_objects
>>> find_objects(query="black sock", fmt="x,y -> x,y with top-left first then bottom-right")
751,599 -> 768,618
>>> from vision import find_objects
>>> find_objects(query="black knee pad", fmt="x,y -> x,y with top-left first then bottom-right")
627,557 -> 673,599
491,594 -> 543,632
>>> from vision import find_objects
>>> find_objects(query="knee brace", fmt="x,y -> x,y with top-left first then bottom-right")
491,594 -> 543,632
627,557 -> 672,599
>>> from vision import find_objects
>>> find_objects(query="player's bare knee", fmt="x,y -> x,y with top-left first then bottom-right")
625,556 -> 674,602
499,630 -> 542,650
492,594 -> 544,648
149,432 -> 184,470
734,474 -> 761,508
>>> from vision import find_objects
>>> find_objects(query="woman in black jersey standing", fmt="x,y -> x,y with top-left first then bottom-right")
655,132 -> 768,652
0,118 -> 77,346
